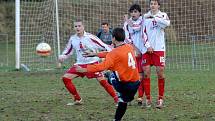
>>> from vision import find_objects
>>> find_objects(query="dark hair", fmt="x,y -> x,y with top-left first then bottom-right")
112,28 -> 125,42
101,22 -> 109,26
150,0 -> 161,5
129,4 -> 141,13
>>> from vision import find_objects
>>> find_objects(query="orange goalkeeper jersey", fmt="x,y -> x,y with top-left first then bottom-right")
87,44 -> 139,82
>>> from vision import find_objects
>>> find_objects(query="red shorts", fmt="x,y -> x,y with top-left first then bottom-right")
136,56 -> 143,73
142,51 -> 165,67
66,62 -> 103,79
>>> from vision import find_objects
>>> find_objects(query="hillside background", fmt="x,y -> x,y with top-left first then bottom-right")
1,0 -> 215,43
0,1 -> 14,42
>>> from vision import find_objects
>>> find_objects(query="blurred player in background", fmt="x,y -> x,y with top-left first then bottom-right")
58,18 -> 118,105
96,22 -> 113,45
123,3 -> 147,105
96,22 -> 113,80
76,28 -> 140,121
142,0 -> 170,108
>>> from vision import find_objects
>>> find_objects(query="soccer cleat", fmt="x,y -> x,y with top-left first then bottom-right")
67,99 -> 82,106
145,99 -> 152,108
156,99 -> 164,109
137,97 -> 143,106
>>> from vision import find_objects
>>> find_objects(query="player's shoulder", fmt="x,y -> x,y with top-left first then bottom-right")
112,44 -> 132,53
68,34 -> 77,41
85,32 -> 96,38
84,32 -> 99,41
143,11 -> 151,17
158,11 -> 168,16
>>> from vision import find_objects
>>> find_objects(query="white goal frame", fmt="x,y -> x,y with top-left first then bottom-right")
15,0 -> 61,71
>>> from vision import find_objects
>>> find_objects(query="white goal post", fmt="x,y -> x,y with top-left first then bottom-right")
16,0 -> 61,71
16,0 -> 215,71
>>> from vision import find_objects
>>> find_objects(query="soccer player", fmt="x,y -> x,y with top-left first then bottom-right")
58,19 -> 118,105
96,22 -> 113,45
123,4 -> 147,105
76,28 -> 140,121
142,0 -> 170,108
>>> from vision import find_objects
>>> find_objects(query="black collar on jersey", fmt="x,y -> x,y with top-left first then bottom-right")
114,42 -> 125,48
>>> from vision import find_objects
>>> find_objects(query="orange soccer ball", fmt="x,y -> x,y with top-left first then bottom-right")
36,42 -> 51,57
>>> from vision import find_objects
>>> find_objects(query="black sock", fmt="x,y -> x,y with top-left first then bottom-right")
114,102 -> 127,121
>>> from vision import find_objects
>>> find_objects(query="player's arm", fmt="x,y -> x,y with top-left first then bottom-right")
89,35 -> 112,52
76,53 -> 114,73
130,44 -> 141,57
87,54 -> 114,72
154,13 -> 170,29
58,38 -> 73,63
83,51 -> 108,58
123,19 -> 132,44
142,25 -> 153,53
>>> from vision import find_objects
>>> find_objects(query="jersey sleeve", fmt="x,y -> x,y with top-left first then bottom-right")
123,22 -> 132,43
154,13 -> 170,29
87,53 -> 114,73
61,37 -> 74,58
89,35 -> 112,51
97,51 -> 108,58
142,25 -> 151,48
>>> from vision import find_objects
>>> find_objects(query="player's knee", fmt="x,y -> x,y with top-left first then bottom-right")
61,77 -> 69,86
157,74 -> 165,79
143,72 -> 150,78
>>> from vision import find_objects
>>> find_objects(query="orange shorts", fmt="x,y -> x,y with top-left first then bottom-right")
142,51 -> 165,67
66,62 -> 103,79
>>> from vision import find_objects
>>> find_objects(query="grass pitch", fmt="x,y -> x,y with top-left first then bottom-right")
0,70 -> 215,121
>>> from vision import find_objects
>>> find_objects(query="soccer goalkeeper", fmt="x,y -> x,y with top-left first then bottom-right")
76,28 -> 140,121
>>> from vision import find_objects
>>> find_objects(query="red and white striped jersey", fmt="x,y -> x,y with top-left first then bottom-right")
143,10 -> 170,52
61,32 -> 111,64
123,16 -> 147,54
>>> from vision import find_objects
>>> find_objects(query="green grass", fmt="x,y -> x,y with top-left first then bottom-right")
0,70 -> 215,121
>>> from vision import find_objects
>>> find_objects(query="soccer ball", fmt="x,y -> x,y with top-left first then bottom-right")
36,42 -> 51,57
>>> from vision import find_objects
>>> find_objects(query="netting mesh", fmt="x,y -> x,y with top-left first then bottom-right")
20,0 -> 58,70
18,0 -> 215,71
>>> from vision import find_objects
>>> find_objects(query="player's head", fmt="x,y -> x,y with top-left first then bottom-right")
112,28 -> 125,43
74,18 -> 85,36
101,22 -> 110,33
129,4 -> 141,20
150,0 -> 160,12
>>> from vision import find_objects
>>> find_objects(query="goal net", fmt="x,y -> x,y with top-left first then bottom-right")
16,0 -> 215,71
16,0 -> 59,71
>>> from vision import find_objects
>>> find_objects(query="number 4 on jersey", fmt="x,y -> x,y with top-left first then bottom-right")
128,52 -> 136,69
